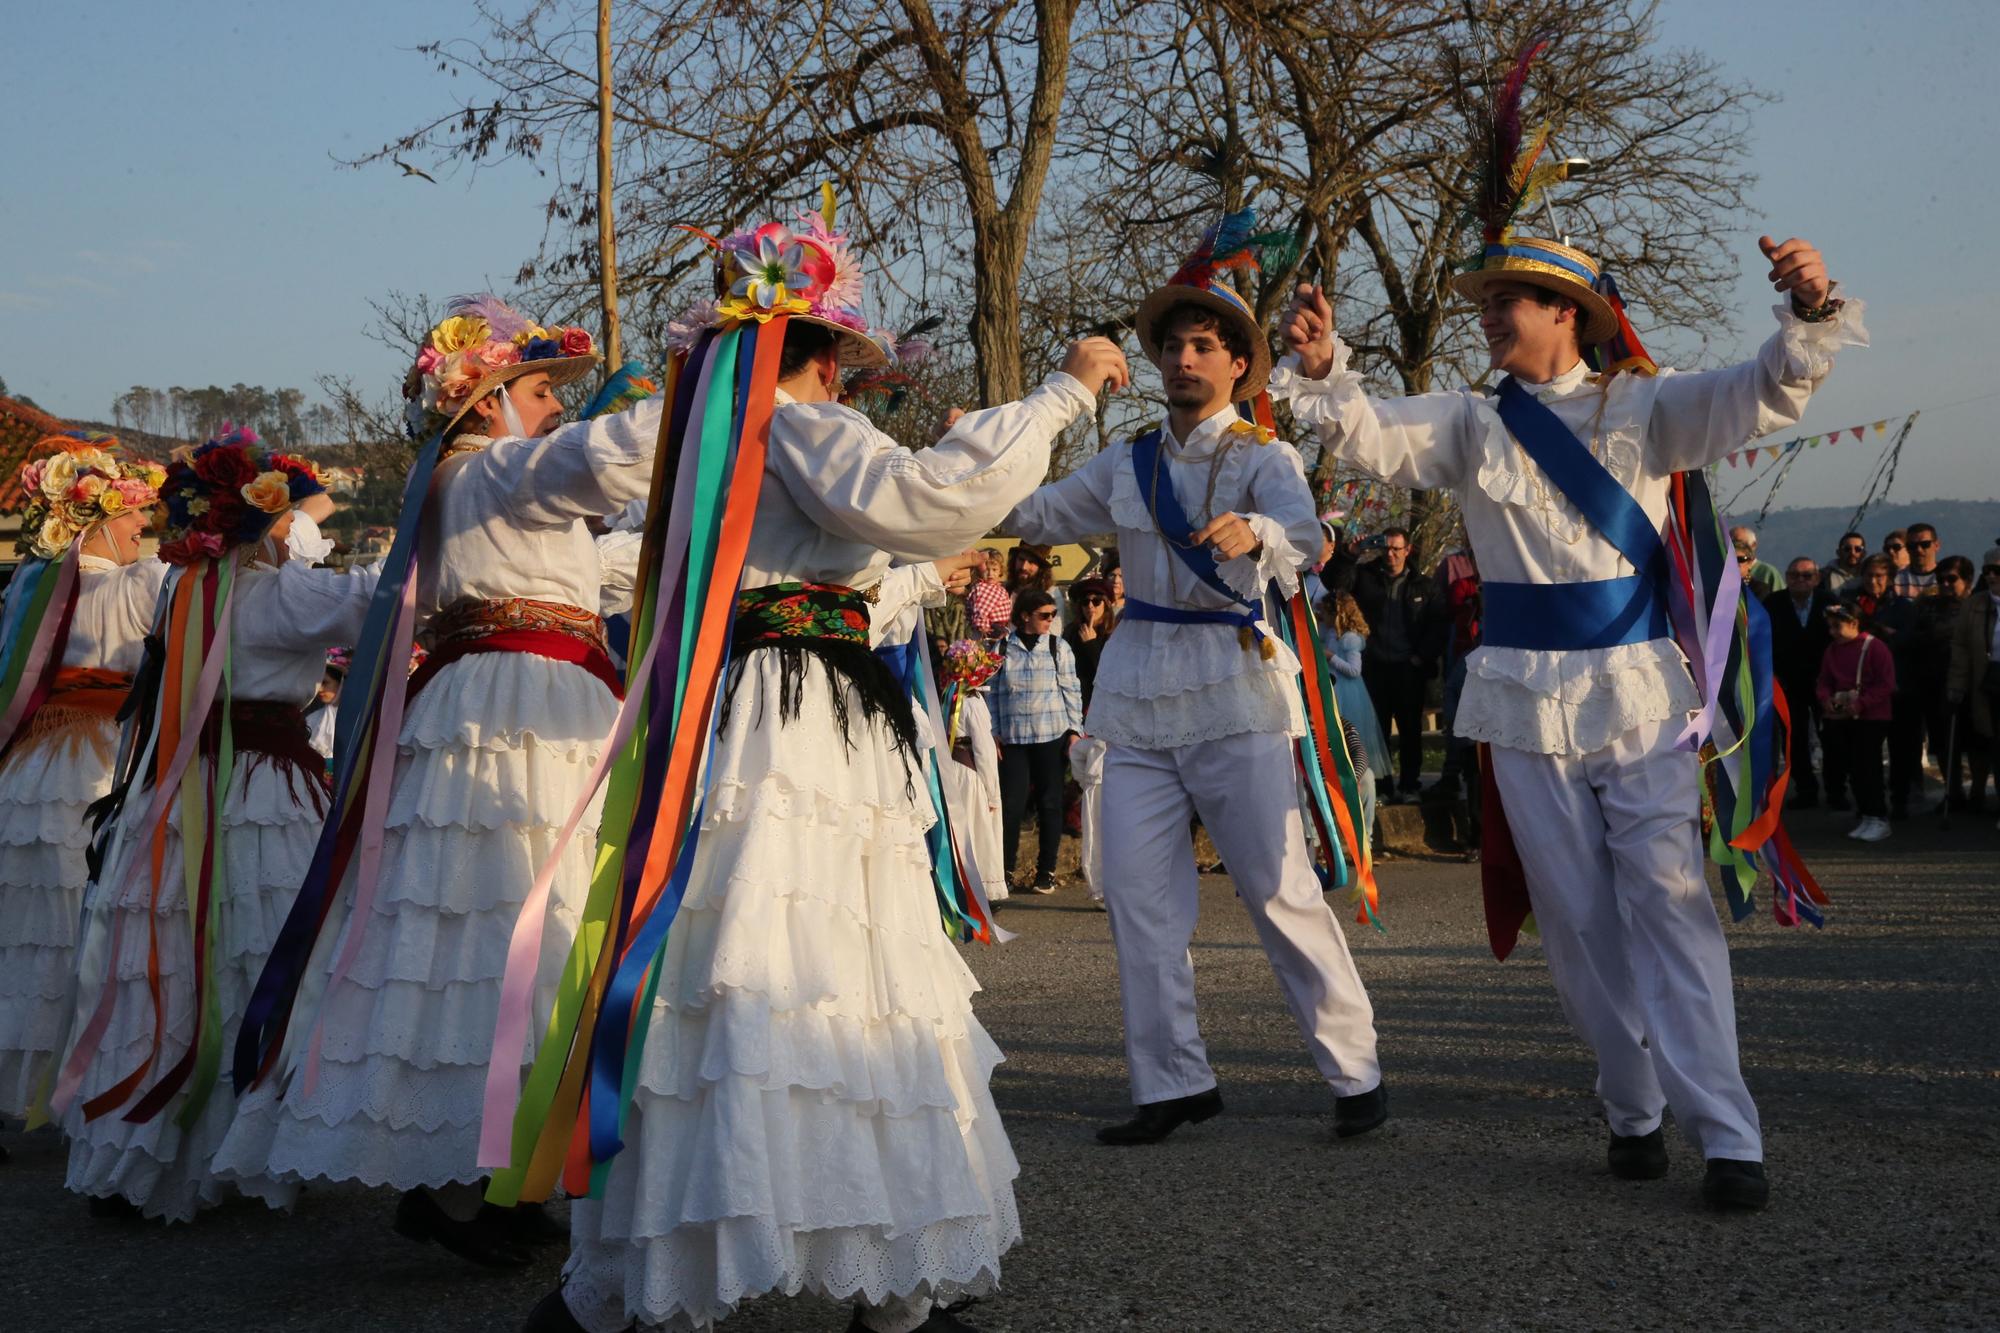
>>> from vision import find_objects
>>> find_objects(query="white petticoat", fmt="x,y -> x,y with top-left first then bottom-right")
560,651 -> 1019,1333
61,752 -> 327,1221
1456,638 -> 1701,758
211,652 -> 617,1196
0,720 -> 117,1119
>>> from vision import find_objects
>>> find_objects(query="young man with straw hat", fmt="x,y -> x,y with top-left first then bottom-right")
1277,119 -> 1866,1205
1002,216 -> 1387,1148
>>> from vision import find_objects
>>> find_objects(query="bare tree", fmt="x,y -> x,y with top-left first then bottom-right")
352,0 -> 1090,404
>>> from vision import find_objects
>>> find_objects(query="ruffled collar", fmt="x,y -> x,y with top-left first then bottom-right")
1163,404 -> 1245,460
1507,358 -> 1593,402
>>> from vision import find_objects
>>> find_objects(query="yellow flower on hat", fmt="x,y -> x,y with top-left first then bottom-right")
241,471 -> 293,514
430,315 -> 492,355
100,488 -> 128,516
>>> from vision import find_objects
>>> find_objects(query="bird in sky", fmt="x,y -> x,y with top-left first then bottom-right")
393,156 -> 438,184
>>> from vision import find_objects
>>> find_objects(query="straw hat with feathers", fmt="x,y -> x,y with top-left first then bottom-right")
1135,208 -> 1297,402
1448,40 -> 1619,345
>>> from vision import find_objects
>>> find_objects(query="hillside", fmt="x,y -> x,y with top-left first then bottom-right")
1723,497 -> 2000,568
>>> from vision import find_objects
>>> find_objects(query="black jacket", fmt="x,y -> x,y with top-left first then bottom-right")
1762,587 -> 1833,694
1352,561 -> 1435,670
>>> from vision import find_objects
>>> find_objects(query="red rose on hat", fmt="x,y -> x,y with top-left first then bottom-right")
192,445 -> 258,490
559,327 -> 594,358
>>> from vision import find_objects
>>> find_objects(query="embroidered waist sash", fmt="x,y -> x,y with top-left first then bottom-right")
732,582 -> 915,755
411,597 -> 622,700
1480,574 -> 1668,651
732,581 -> 872,648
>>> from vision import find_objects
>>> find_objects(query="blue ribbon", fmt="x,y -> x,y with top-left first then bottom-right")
1492,378 -> 1664,576
1120,596 -> 1265,643
1483,243 -> 1598,283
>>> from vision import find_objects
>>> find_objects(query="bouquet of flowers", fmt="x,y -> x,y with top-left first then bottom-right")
939,637 -> 1003,691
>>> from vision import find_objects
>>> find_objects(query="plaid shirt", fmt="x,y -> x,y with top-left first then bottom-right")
967,579 -> 1012,636
988,631 -> 1084,744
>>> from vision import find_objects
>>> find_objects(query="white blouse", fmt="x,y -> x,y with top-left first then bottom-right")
1272,300 -> 1868,756
743,374 -> 1094,590
418,399 -> 666,621
66,557 -> 169,674
224,561 -> 382,705
1003,403 -> 1320,749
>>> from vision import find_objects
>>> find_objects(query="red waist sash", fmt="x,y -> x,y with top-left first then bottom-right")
409,597 -> 623,701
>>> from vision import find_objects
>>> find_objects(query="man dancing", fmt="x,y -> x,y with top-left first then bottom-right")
1004,227 -> 1386,1147
1277,209 -> 1864,1207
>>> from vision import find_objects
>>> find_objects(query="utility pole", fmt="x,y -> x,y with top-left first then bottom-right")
595,0 -> 623,373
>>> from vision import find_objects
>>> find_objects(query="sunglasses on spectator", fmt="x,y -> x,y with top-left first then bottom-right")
1910,539 -> 1935,549
1886,542 -> 1905,551
1939,574 -> 1965,586
1029,610 -> 1056,621
1787,570 -> 1817,579
1840,543 -> 1864,552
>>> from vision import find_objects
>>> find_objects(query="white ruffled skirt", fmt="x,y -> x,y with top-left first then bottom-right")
561,651 -> 1019,1333
61,752 -> 327,1221
0,721 -> 117,1119
214,654 -> 615,1195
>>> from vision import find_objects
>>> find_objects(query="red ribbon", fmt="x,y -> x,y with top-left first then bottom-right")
408,629 -> 625,703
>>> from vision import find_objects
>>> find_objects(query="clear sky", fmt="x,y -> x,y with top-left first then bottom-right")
6,0 -> 1995,510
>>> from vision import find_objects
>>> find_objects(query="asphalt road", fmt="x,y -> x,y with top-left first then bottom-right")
4,802 -> 1995,1332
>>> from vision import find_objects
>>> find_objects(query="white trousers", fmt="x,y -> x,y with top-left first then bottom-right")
1100,730 -> 1381,1104
1069,736 -> 1108,901
1490,717 -> 1762,1161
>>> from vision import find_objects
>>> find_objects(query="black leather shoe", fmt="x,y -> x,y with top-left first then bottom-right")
485,1200 -> 568,1246
395,1188 -> 532,1269
1702,1158 -> 1768,1210
1333,1083 -> 1388,1139
1096,1088 -> 1224,1145
1607,1127 -> 1669,1180
847,1304 -> 982,1331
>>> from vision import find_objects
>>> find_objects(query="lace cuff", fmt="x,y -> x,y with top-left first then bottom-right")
1773,297 -> 1868,383
1215,513 -> 1305,602
1267,341 -> 1361,402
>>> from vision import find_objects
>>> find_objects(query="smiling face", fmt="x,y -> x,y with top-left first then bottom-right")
1476,280 -> 1579,376
1153,309 -> 1248,416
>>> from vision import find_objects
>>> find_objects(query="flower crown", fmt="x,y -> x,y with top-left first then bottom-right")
402,293 -> 597,439
158,425 -> 326,566
666,187 -> 881,356
940,637 -> 1004,690
15,435 -> 166,560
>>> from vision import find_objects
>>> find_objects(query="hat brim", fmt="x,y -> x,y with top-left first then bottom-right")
791,313 -> 889,370
1450,267 -> 1621,346
1134,285 -> 1272,403
443,353 -> 603,434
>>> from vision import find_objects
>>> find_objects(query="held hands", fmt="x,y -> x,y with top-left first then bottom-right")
1191,512 -> 1263,562
1280,283 -> 1337,380
1758,236 -> 1833,310
1061,336 -> 1131,396
932,549 -> 985,594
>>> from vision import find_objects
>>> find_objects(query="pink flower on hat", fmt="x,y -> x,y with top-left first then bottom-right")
558,326 -> 593,358
415,344 -> 445,374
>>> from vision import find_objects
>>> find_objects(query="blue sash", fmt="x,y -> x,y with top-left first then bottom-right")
1482,377 -> 1668,652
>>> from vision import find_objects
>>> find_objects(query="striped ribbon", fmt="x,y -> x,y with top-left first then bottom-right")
482,319 -> 787,1205
0,549 -> 83,758
1276,585 -> 1381,928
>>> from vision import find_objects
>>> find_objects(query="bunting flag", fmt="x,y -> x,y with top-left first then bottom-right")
1719,413 -> 1915,467
479,318 -> 786,1206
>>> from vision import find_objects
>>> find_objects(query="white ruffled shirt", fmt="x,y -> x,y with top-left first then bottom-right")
224,561 -> 383,704
1003,403 -> 1319,749
67,556 -> 169,673
1272,300 -> 1868,756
